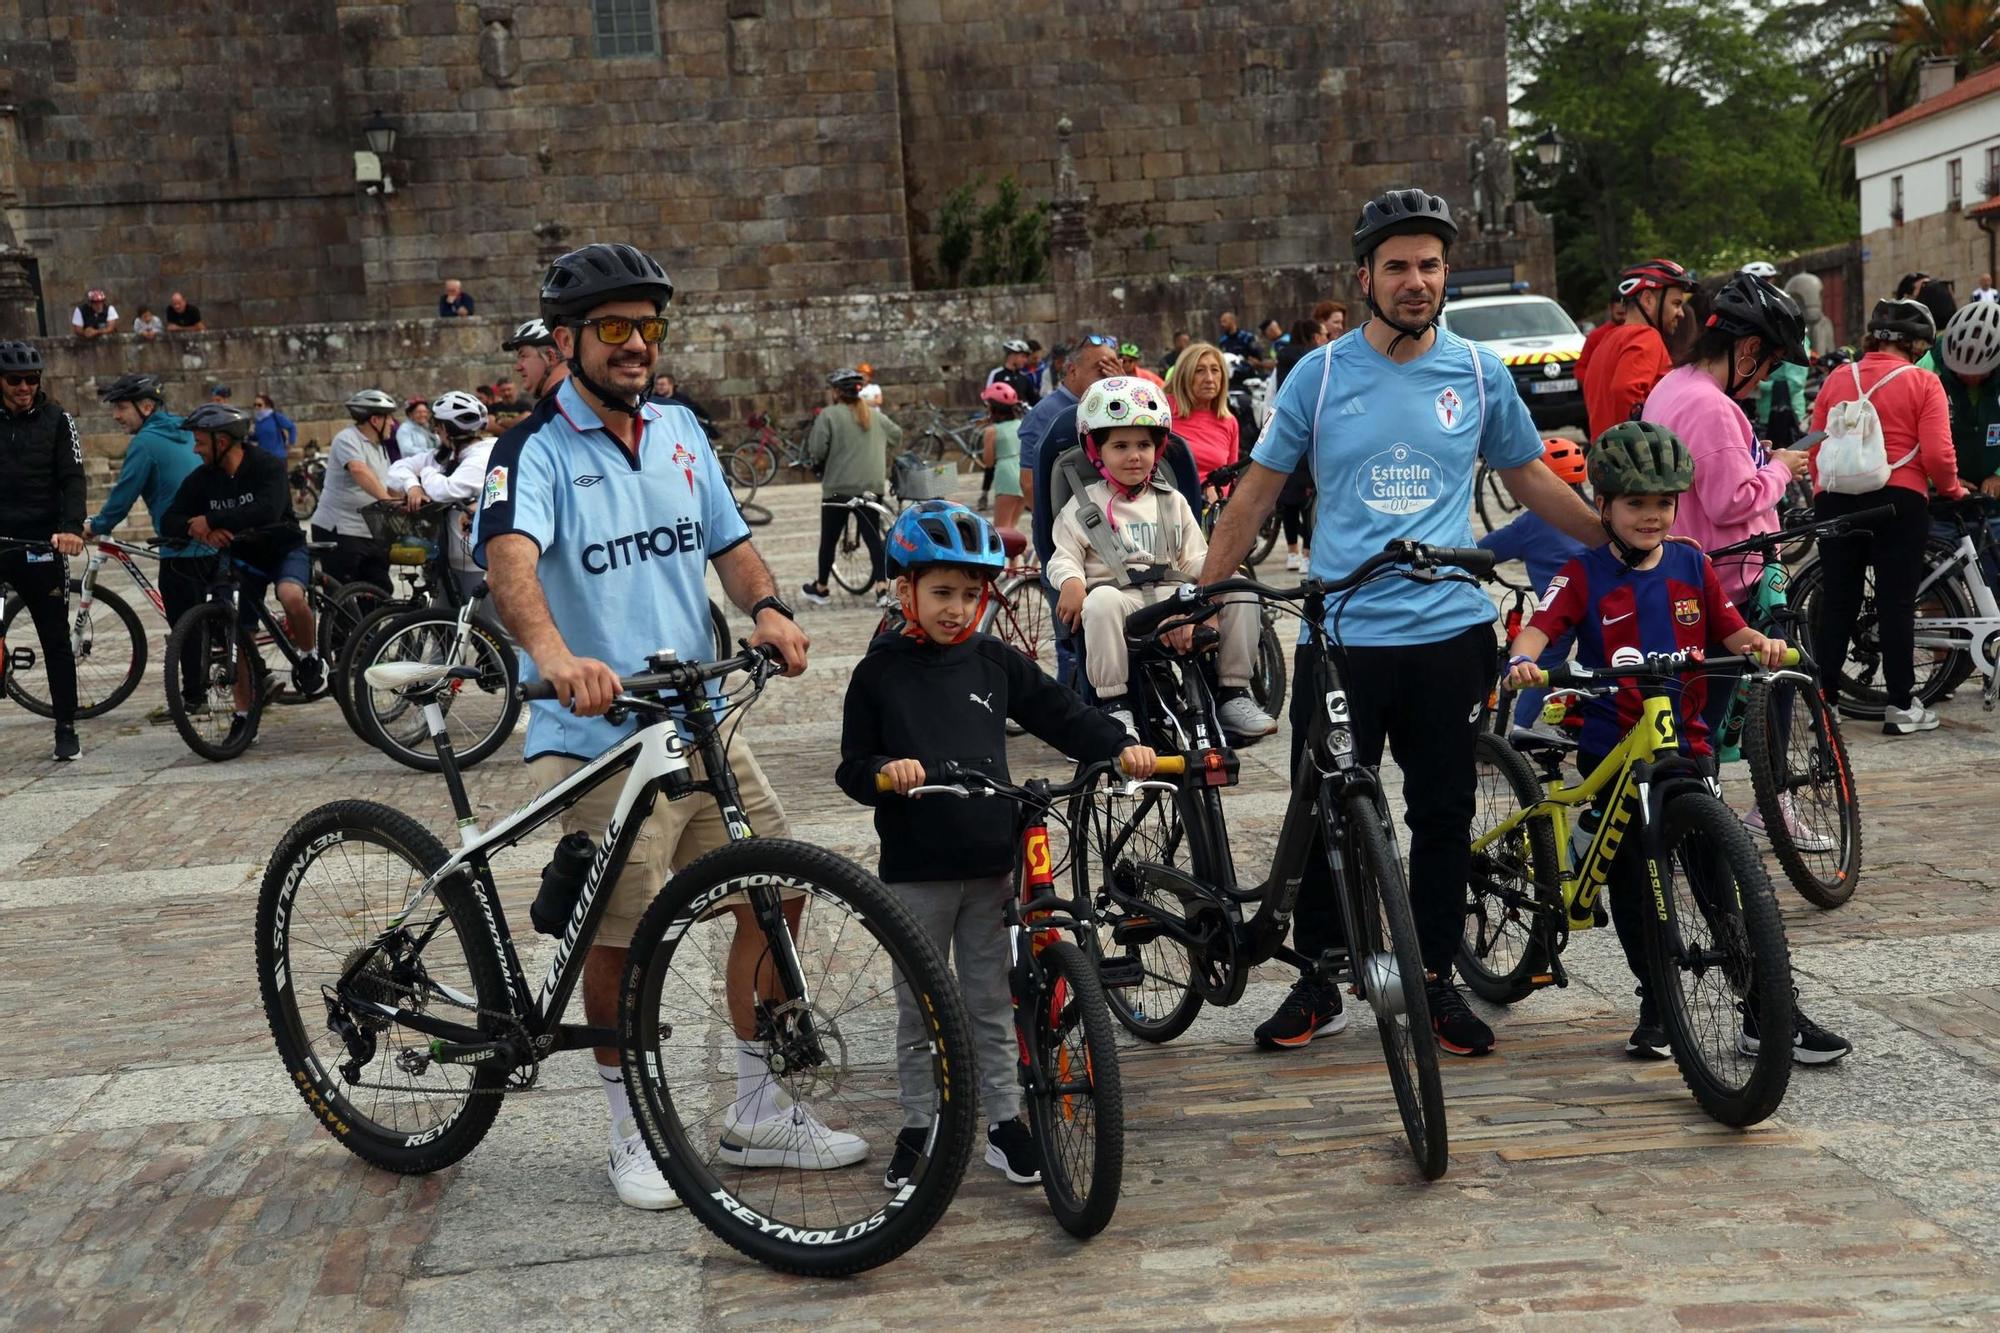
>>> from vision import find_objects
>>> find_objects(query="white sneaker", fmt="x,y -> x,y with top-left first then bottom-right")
1882,703 -> 1939,735
1284,552 -> 1303,572
1218,694 -> 1278,739
609,1135 -> 685,1210
1743,793 -> 1835,854
717,1103 -> 869,1170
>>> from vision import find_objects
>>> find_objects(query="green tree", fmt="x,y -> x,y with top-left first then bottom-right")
934,175 -> 1049,289
1780,1 -> 2000,196
1512,0 -> 1859,312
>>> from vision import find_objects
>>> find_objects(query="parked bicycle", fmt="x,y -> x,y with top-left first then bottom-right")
258,642 -> 977,1276
1071,540 -> 1498,1180
726,411 -> 815,488
1464,649 -> 1799,1127
882,753 -> 1185,1238
0,534 -> 151,719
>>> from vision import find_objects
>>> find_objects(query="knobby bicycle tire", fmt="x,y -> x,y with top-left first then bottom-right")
164,602 -> 265,760
1788,544 -> 1972,718
1,578 -> 146,719
620,839 -> 978,1277
1643,792 -> 1794,1127
1341,789 -> 1449,1180
1460,732 -> 1562,1004
352,609 -> 521,771
1741,678 -> 1861,909
1251,615 -> 1288,720
1026,939 -> 1125,1239
1071,778 -> 1207,1043
258,800 -> 508,1172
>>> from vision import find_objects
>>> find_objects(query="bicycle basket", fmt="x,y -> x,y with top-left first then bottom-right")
361,504 -> 439,565
894,453 -> 955,500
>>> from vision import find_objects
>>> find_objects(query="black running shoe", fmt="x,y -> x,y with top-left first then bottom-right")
1625,987 -> 1669,1060
882,1125 -> 928,1190
1253,977 -> 1349,1051
1740,997 -> 1852,1066
52,725 -> 80,761
984,1118 -> 1042,1185
225,715 -> 255,750
1426,973 -> 1494,1057
293,652 -> 326,698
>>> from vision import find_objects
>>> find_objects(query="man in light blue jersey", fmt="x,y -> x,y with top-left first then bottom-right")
1199,189 -> 1602,1058
476,244 -> 832,1213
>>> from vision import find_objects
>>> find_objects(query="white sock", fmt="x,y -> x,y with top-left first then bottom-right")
732,1041 -> 780,1125
599,1062 -> 635,1144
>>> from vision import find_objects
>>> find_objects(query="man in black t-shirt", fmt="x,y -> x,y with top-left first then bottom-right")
164,291 -> 206,333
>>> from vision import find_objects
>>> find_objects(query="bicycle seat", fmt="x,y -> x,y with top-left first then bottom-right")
998,527 -> 1028,560
364,660 -> 480,697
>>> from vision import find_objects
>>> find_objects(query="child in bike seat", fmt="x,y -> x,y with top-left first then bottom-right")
1479,435 -> 1590,744
1503,420 -> 1851,1067
1045,376 -> 1275,743
836,499 -> 1155,1192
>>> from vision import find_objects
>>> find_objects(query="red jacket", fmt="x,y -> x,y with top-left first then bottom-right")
1581,322 -> 1673,441
1807,352 -> 1964,501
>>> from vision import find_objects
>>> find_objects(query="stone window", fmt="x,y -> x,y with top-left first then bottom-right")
591,0 -> 660,59
1948,157 -> 1962,207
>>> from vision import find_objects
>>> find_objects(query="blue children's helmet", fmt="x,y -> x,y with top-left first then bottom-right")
886,500 -> 1006,577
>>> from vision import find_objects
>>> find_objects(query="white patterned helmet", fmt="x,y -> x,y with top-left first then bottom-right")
430,389 -> 490,437
1940,299 -> 2000,378
1077,376 -> 1172,437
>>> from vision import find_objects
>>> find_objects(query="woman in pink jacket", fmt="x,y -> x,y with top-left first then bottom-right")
1642,273 -> 1814,741
1808,298 -> 1966,736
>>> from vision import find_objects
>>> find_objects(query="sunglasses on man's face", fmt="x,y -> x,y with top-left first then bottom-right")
2,374 -> 40,388
572,315 -> 669,346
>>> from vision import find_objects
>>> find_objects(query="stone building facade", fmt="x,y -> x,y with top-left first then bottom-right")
2,0 -> 1519,328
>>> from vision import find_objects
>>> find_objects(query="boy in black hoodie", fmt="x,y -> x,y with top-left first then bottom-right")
837,500 -> 1155,1191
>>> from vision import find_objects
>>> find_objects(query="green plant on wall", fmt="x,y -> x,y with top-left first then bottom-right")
936,175 -> 1049,288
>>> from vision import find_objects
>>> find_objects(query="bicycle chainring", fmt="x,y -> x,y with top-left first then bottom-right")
1186,899 -> 1244,1005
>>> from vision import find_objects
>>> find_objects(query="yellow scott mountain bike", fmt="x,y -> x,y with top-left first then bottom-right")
1464,648 -> 1797,1127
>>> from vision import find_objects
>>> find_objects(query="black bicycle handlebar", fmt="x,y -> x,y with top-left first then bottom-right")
518,643 -> 784,704
1122,540 -> 1497,640
1527,648 -> 1802,689
1707,505 -> 1896,559
875,754 -> 1186,800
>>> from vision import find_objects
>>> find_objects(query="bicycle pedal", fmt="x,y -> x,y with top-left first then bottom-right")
1109,916 -> 1164,947
1096,955 -> 1145,989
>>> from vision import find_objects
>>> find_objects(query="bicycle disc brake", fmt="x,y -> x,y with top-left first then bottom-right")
755,998 -> 846,1098
1186,900 -> 1244,1006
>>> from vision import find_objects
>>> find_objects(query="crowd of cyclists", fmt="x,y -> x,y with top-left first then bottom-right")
8,187 -> 2000,1218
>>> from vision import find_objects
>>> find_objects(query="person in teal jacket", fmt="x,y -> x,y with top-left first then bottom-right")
89,374 -> 213,697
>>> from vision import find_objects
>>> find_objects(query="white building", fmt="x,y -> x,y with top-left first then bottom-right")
1846,60 -> 2000,301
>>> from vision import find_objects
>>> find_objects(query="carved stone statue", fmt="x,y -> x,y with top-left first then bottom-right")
478,8 -> 518,87
1467,115 -> 1514,235
1784,271 -> 1836,357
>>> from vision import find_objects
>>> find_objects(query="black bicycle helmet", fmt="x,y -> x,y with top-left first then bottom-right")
183,402 -> 252,441
1705,273 -> 1810,366
1588,420 -> 1694,497
1867,297 -> 1937,346
99,372 -> 164,405
827,368 -> 866,396
538,243 -> 674,323
1351,188 -> 1458,262
0,341 -> 44,374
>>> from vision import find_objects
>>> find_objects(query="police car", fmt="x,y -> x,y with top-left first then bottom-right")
1438,293 -> 1585,433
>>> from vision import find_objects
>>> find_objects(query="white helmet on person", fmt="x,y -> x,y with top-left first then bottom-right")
1939,299 -> 2000,378
344,387 -> 399,421
1077,376 -> 1172,438
430,389 -> 490,438
1740,261 -> 1779,280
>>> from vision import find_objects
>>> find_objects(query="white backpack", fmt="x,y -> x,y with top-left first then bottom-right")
1816,360 -> 1918,495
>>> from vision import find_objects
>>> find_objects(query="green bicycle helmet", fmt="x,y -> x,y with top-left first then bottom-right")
1587,421 -> 1693,498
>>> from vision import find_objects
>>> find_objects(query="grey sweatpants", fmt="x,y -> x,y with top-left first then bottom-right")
887,876 -> 1021,1127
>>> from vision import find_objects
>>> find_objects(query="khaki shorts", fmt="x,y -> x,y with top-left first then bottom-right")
527,731 -> 791,948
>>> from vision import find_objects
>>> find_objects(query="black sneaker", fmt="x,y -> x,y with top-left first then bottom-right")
799,582 -> 831,606
292,652 -> 326,698
1253,977 -> 1349,1050
1740,997 -> 1852,1066
1426,973 -> 1494,1057
883,1125 -> 928,1190
1625,987 -> 1670,1060
984,1118 -> 1041,1185
225,715 -> 255,750
51,725 -> 80,762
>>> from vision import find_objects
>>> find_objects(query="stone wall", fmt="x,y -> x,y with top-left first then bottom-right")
893,0 -> 1512,285
1859,212 -> 1999,311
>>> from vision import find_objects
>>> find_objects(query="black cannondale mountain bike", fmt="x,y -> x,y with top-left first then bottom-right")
258,643 -> 976,1276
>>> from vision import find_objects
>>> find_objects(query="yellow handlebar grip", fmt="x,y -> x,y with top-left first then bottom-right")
1780,647 -> 1802,667
1149,755 -> 1186,776
875,773 -> 895,793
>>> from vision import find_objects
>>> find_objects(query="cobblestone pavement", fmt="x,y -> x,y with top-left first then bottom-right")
5,476 -> 2000,1330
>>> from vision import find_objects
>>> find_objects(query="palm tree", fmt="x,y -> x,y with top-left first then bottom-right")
1802,0 -> 2000,194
